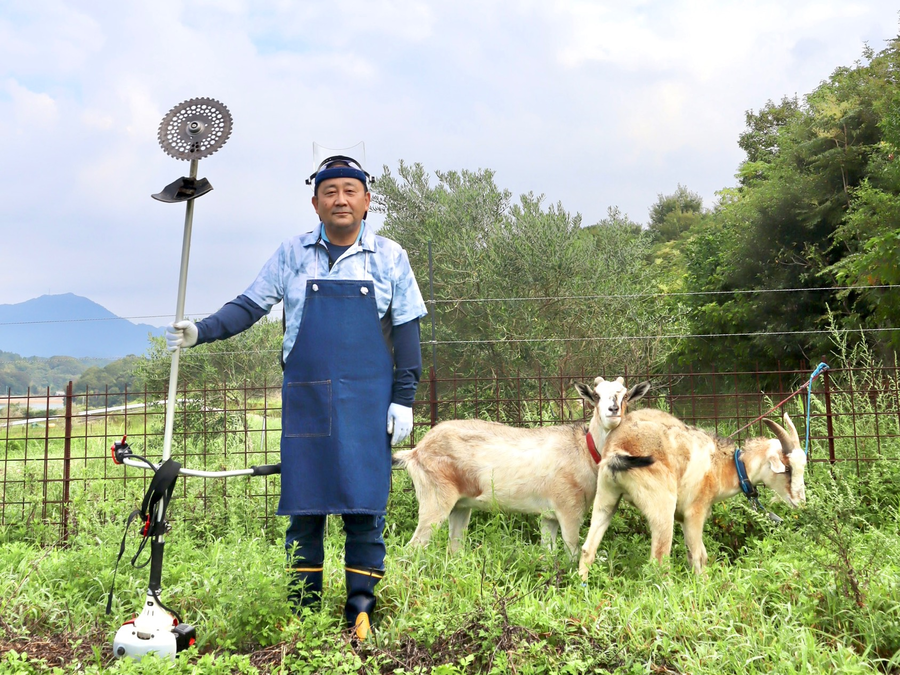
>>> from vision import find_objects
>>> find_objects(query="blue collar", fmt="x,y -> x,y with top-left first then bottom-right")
733,447 -> 783,524
733,447 -> 757,500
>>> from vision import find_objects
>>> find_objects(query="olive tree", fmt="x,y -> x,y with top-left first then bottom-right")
372,162 -> 680,381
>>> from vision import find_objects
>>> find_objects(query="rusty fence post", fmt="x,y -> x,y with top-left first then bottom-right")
429,367 -> 438,429
822,367 -> 836,467
62,381 -> 74,542
711,364 -> 719,435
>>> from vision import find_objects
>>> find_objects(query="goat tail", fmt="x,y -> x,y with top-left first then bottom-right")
391,448 -> 414,468
607,454 -> 655,475
390,447 -> 436,507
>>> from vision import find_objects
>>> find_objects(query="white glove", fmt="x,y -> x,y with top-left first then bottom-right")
386,403 -> 413,447
165,320 -> 198,352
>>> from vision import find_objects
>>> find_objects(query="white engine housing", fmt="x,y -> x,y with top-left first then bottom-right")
112,594 -> 177,661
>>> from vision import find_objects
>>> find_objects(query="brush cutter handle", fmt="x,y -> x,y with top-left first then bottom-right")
250,463 -> 282,476
119,456 -> 281,479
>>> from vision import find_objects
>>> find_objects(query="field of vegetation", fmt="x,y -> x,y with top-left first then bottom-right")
2,366 -> 899,674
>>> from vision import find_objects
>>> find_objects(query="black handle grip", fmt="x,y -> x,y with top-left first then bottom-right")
250,463 -> 281,476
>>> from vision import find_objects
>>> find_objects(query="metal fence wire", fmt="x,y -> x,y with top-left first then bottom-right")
2,364 -> 898,540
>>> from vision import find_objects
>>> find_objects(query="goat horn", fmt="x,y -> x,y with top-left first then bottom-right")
781,412 -> 801,446
762,418 -> 796,452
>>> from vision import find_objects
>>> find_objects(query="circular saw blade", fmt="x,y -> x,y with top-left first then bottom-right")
157,97 -> 233,161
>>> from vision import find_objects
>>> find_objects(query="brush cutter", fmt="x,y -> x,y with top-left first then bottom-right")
108,98 -> 280,661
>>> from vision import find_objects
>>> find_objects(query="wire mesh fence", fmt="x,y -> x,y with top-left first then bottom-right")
2,364 -> 898,541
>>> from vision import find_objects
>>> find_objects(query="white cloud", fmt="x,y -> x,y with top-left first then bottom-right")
0,0 -> 896,318
118,80 -> 165,140
240,0 -> 437,47
552,0 -> 868,79
5,78 -> 60,127
0,1 -> 103,76
81,109 -> 114,130
619,80 -> 691,163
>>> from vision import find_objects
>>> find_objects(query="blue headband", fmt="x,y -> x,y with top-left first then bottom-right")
314,166 -> 368,190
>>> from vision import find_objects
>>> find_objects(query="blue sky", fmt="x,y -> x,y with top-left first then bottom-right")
1,1 -> 897,323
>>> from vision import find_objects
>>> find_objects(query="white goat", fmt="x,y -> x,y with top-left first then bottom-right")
578,407 -> 807,578
393,377 -> 650,556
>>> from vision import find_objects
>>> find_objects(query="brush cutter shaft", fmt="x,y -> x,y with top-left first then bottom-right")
161,159 -> 198,463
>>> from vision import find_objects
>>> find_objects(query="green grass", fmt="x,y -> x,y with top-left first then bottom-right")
3,356 -> 900,673
1,461 -> 899,675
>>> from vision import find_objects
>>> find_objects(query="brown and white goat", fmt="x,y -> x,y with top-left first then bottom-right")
577,408 -> 806,578
393,377 -> 650,557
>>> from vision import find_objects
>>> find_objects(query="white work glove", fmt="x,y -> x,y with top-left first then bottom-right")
165,320 -> 198,352
386,403 -> 413,447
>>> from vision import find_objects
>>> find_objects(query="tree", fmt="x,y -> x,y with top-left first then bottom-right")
137,318 -> 283,406
737,95 -> 801,183
0,351 -> 111,395
647,184 -> 705,244
373,162 -> 679,380
820,40 -> 900,354
73,355 -> 144,405
673,39 -> 900,369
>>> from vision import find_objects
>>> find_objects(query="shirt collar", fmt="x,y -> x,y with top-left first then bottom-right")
302,221 -> 374,252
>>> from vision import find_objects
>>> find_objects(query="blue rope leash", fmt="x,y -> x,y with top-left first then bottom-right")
805,362 -> 830,456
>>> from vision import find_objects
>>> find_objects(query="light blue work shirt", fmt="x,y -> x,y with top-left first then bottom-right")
243,222 -> 428,362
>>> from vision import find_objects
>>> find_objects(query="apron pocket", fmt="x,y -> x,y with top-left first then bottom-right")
284,380 -> 332,437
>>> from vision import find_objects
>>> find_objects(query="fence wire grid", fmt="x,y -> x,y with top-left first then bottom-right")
2,364 -> 898,541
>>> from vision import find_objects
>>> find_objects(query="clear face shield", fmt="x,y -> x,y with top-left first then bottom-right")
305,142 -> 373,188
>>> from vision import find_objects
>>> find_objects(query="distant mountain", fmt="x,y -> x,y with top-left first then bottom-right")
0,294 -> 165,358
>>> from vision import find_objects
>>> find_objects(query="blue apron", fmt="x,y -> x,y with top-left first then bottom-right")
277,277 -> 394,515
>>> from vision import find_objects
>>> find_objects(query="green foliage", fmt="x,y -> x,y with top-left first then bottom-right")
671,38 -> 900,370
137,319 -> 283,407
2,454 -> 899,674
647,184 -> 705,244
0,350 -> 113,395
73,356 -> 145,403
828,170 -> 900,353
737,95 -> 801,169
374,163 -> 681,380
1,650 -> 64,675
791,468 -> 900,663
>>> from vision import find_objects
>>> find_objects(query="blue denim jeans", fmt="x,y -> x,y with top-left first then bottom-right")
285,514 -> 386,571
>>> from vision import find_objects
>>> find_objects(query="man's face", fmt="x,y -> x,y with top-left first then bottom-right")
312,177 -> 370,236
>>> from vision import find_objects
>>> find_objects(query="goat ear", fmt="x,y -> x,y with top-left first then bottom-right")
626,381 -> 651,404
768,450 -> 788,474
573,382 -> 597,408
615,376 -> 625,385
766,446 -> 787,473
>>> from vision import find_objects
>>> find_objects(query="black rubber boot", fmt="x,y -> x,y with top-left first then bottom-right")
288,566 -> 323,612
344,567 -> 383,639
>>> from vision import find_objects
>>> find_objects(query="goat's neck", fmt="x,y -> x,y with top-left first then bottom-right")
586,417 -> 614,461
717,438 -> 771,501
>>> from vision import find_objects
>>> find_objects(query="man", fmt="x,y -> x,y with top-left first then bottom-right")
166,150 -> 427,639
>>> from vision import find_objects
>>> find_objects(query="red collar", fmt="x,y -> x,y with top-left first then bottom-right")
586,431 -> 602,464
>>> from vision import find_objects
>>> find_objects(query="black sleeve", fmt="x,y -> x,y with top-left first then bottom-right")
195,295 -> 268,345
391,318 -> 422,406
